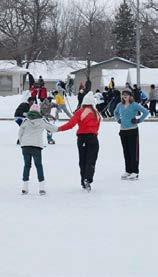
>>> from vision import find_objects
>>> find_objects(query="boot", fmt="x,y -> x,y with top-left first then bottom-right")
22,181 -> 29,194
39,181 -> 46,195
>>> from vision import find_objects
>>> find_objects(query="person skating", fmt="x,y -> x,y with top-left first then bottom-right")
58,91 -> 101,191
53,90 -> 72,120
108,77 -> 115,91
14,97 -> 34,144
30,85 -> 38,104
18,104 -> 58,195
38,75 -> 45,88
114,89 -> 149,180
38,85 -> 47,102
40,97 -> 58,144
94,89 -> 107,118
148,84 -> 157,117
76,88 -> 86,110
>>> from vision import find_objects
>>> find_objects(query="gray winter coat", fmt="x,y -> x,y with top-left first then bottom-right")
18,117 -> 58,148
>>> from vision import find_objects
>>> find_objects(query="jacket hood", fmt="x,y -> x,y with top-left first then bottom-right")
27,111 -> 42,120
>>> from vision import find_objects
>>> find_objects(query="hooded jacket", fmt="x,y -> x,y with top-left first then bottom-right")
18,111 -> 57,148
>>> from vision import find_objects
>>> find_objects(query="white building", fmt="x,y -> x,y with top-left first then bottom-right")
127,68 -> 158,94
0,61 -> 27,96
101,69 -> 129,91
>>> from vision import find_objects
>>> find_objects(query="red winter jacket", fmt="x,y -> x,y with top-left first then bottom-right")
58,106 -> 101,135
31,87 -> 38,98
38,87 -> 47,100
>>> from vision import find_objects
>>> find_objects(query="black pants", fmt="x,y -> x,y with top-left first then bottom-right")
119,128 -> 139,174
149,100 -> 156,116
77,134 -> 99,184
22,146 -> 44,182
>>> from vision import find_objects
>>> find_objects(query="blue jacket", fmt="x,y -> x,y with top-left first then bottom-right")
114,102 -> 149,129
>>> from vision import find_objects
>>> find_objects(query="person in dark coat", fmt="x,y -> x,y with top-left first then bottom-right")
85,77 -> 92,94
27,72 -> 35,89
38,76 -> 45,88
132,84 -> 141,103
14,97 -> 34,123
76,89 -> 86,110
14,97 -> 34,144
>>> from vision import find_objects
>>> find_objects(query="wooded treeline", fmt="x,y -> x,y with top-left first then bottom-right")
0,0 -> 157,67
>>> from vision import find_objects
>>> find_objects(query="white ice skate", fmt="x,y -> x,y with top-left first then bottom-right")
121,172 -> 131,180
127,173 -> 139,181
22,181 -> 29,194
39,181 -> 46,195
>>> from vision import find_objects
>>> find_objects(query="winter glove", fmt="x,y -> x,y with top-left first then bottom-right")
118,119 -> 121,124
131,118 -> 139,124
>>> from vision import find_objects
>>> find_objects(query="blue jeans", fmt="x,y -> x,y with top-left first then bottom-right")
22,146 -> 44,182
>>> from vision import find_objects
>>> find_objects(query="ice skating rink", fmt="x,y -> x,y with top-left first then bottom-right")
0,121 -> 157,277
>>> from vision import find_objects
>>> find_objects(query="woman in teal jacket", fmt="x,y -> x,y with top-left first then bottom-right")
114,89 -> 149,180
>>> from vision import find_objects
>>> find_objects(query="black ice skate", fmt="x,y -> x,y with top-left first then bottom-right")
22,189 -> 28,195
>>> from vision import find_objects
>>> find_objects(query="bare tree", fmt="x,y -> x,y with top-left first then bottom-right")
0,0 -> 57,67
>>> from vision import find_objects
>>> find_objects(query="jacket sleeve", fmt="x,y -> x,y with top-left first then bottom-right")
42,118 -> 58,132
18,119 -> 27,142
114,103 -> 121,122
136,103 -> 149,123
58,111 -> 80,131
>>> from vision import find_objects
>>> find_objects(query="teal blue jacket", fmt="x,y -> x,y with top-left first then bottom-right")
114,102 -> 149,129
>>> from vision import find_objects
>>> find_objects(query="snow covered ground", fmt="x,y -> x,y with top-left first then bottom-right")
0,118 -> 158,276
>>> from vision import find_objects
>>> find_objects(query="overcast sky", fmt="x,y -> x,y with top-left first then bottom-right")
61,0 -> 147,12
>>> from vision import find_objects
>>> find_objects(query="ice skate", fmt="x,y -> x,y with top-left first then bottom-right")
48,139 -> 55,144
121,172 -> 131,180
22,181 -> 29,194
39,181 -> 46,195
127,173 -> 139,181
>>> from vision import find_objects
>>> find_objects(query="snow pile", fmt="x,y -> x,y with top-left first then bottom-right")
24,60 -> 97,82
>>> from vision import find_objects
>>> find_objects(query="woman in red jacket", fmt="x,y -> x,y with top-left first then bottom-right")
58,91 -> 101,191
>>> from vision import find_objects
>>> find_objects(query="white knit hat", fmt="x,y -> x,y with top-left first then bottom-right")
82,91 -> 95,106
30,104 -> 40,112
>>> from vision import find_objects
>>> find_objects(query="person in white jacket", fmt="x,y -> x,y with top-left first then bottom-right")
18,104 -> 58,195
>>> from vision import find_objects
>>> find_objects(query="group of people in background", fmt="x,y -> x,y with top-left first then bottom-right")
14,72 -> 157,195
77,77 -> 158,120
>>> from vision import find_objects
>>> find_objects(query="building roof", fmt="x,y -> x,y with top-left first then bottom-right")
0,60 -> 27,73
24,59 -> 97,81
71,56 -> 146,74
